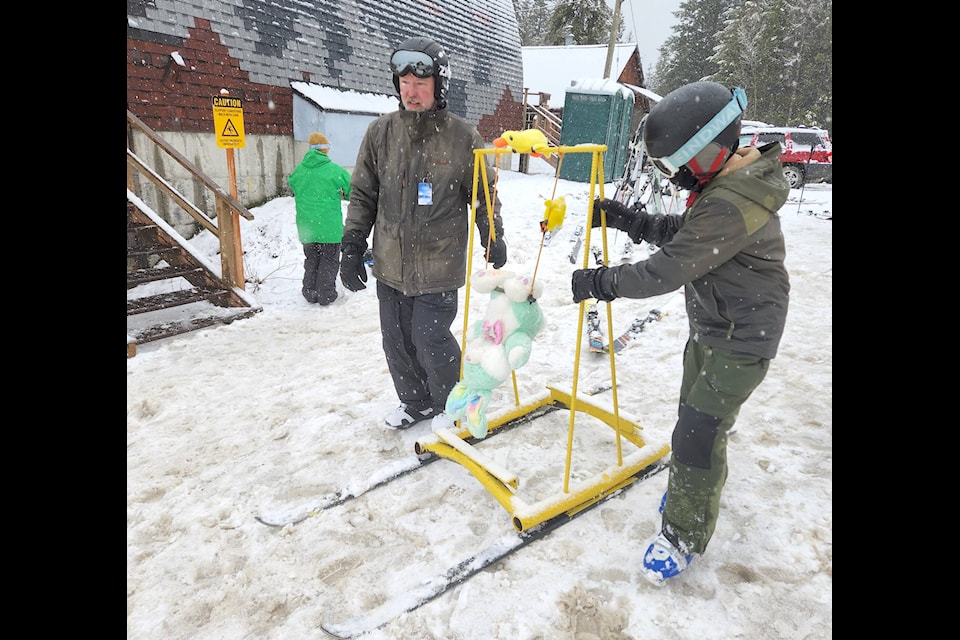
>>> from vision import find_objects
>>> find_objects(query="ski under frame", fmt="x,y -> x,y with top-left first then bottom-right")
254,397 -> 561,527
319,457 -> 668,639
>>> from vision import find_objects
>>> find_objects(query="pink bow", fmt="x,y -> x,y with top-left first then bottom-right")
482,319 -> 504,345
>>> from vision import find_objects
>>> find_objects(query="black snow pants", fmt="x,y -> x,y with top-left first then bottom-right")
302,242 -> 340,305
376,280 -> 460,414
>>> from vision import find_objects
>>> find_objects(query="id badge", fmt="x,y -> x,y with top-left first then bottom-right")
418,182 -> 433,205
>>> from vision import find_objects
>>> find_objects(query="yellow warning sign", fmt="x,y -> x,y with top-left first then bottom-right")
212,96 -> 246,148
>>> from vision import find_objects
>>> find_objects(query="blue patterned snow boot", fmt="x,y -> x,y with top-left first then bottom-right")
642,532 -> 693,585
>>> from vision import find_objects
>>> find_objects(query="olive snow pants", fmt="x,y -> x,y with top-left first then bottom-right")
377,280 -> 460,414
661,338 -> 770,555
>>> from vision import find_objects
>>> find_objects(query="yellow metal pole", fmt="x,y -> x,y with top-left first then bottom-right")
564,150 -> 599,492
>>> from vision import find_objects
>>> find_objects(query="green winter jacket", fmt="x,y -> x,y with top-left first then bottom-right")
342,107 -> 503,297
287,150 -> 352,244
603,142 -> 790,359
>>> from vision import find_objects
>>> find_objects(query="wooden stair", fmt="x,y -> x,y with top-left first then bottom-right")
126,199 -> 260,357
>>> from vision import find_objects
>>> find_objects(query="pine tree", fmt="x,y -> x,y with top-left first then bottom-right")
651,0 -> 739,94
712,0 -> 831,132
544,0 -> 618,46
651,0 -> 831,134
514,0 -> 554,46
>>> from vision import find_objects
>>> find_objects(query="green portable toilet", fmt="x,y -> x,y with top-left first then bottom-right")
558,79 -> 634,183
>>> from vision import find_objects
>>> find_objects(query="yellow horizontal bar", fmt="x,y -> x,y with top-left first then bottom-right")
475,144 -> 608,156
546,385 -> 647,449
509,444 -> 670,532
435,427 -> 518,488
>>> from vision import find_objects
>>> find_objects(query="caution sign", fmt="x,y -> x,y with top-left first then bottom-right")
212,96 -> 246,148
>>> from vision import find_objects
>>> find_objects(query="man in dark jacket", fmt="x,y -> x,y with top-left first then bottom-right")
339,36 -> 507,432
571,82 -> 790,584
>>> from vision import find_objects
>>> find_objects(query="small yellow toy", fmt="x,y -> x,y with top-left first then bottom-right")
541,195 -> 566,233
492,129 -> 555,158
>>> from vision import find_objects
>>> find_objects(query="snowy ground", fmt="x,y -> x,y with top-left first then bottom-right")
127,158 -> 832,640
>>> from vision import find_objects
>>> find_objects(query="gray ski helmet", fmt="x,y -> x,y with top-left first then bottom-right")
390,37 -> 451,109
643,81 -> 745,183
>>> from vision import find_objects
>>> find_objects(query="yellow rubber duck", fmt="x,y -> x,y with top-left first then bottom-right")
492,129 -> 555,158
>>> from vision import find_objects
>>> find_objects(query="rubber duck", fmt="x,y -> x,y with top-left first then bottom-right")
492,129 -> 555,158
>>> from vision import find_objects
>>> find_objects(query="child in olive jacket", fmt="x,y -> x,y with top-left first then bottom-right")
571,82 -> 790,585
287,132 -> 352,305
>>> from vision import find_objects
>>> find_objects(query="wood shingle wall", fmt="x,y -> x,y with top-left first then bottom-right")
127,0 -> 525,230
127,0 -> 525,141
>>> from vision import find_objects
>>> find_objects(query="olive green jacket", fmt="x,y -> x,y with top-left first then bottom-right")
343,107 -> 503,296
604,142 -> 790,359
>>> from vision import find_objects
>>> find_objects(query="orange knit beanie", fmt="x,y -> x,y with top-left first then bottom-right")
308,132 -> 330,152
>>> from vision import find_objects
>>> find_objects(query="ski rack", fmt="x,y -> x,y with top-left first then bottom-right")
413,144 -> 671,533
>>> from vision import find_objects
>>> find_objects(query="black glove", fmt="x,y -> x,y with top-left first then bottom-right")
571,266 -> 617,303
339,243 -> 368,292
592,198 -> 648,243
485,237 -> 507,268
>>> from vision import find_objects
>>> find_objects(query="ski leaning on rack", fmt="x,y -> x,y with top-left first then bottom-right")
585,300 -> 605,353
567,224 -> 584,264
254,404 -> 558,527
320,459 -> 668,639
608,309 -> 666,353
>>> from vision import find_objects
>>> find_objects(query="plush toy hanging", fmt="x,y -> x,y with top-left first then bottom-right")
492,129 -> 556,158
446,269 -> 546,439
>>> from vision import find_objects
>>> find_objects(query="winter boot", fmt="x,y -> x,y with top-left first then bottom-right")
641,531 -> 694,585
384,403 -> 434,429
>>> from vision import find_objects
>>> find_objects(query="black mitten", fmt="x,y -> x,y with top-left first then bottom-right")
339,243 -> 368,292
571,266 -> 617,303
485,237 -> 508,268
592,198 -> 648,243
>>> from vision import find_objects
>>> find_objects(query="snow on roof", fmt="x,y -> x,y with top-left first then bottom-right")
522,43 -> 639,107
291,81 -> 398,115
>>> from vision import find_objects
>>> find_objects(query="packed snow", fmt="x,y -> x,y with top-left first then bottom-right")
127,156 -> 832,639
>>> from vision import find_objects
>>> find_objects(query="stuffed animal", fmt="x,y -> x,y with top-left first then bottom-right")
445,269 -> 546,439
541,195 -> 566,234
492,129 -> 555,158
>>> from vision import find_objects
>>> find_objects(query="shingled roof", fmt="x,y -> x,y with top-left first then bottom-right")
127,0 -> 524,137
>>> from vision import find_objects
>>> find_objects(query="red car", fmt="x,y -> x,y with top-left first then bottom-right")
738,124 -> 832,189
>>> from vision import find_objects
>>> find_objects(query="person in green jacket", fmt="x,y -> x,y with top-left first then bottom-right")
287,132 -> 352,305
571,82 -> 790,585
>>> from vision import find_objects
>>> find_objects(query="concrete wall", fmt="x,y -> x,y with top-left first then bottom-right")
128,129 -> 299,239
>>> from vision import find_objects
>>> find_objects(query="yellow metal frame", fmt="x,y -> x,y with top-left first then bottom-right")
414,143 -> 670,532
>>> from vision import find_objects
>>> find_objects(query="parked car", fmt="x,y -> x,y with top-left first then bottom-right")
738,125 -> 832,189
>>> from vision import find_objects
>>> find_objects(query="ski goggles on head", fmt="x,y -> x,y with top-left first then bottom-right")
654,141 -> 731,180
649,87 -> 748,179
390,50 -> 435,78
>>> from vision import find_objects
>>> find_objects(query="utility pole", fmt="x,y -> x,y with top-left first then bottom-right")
604,0 -> 624,78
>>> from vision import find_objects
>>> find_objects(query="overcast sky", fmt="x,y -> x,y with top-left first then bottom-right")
609,0 -> 681,74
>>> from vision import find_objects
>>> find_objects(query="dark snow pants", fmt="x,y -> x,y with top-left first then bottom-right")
376,280 -> 460,414
302,242 -> 340,305
661,338 -> 770,555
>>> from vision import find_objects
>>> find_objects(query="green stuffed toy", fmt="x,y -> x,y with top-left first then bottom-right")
445,269 -> 546,438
